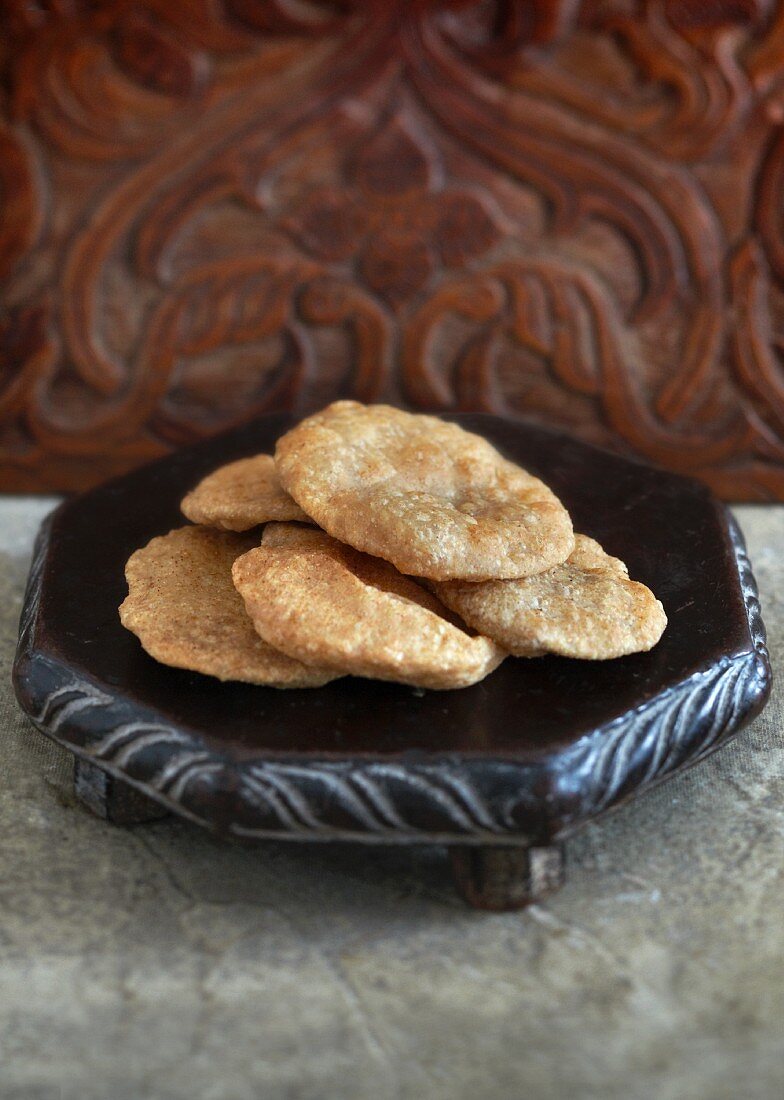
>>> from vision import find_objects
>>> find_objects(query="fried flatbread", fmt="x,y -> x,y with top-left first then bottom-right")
274,402 -> 573,581
232,523 -> 506,690
181,454 -> 309,531
435,535 -> 667,660
119,526 -> 337,687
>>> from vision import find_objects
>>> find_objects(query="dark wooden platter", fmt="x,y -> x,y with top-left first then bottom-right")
12,413 -> 772,909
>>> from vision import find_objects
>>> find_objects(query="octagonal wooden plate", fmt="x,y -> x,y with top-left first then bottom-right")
12,413 -> 771,908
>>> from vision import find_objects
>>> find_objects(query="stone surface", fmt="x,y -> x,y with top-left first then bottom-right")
1,499 -> 782,1100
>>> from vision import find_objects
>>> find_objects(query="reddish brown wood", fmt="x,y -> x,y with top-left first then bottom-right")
2,1 -> 784,497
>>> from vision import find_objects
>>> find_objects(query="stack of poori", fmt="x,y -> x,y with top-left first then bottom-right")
119,402 -> 667,691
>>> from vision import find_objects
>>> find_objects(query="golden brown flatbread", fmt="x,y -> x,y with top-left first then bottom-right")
274,401 -> 573,581
232,523 -> 506,690
435,535 -> 667,660
181,454 -> 309,531
119,526 -> 337,687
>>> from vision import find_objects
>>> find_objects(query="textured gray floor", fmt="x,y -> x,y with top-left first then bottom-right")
1,500 -> 782,1100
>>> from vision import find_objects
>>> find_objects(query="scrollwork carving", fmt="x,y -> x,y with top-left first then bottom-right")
2,0 -> 784,496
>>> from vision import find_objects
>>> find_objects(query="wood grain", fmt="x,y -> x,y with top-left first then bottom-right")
2,0 -> 784,497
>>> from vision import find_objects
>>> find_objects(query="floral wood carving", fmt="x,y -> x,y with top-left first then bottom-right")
3,0 -> 784,496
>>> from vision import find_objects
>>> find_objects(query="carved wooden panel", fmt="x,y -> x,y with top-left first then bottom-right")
3,0 -> 784,496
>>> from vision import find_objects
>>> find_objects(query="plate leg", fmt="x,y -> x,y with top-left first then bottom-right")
449,844 -> 565,911
73,757 -> 168,826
